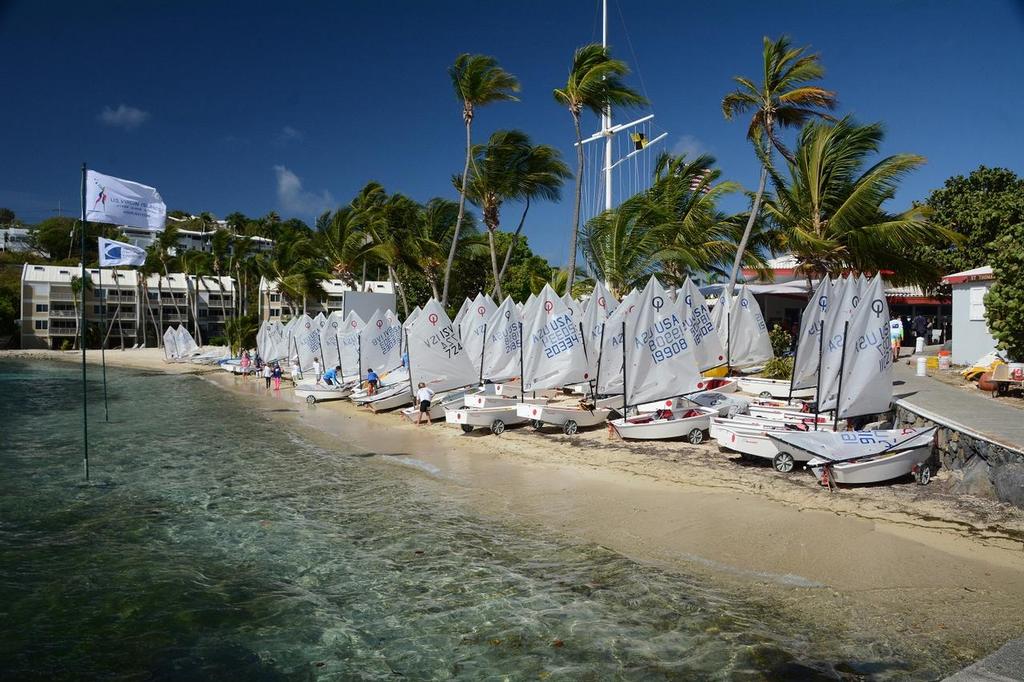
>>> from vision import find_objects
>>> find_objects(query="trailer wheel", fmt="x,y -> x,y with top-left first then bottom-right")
687,428 -> 704,445
531,419 -> 543,430
490,419 -> 505,435
916,466 -> 931,485
759,391 -> 773,399
772,452 -> 795,473
562,420 -> 579,436
461,424 -> 474,433
305,395 -> 317,405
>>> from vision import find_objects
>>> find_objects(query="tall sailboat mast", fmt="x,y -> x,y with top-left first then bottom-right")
602,0 -> 613,214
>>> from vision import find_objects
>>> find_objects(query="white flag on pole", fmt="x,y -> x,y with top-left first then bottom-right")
85,169 -> 166,231
98,237 -> 147,267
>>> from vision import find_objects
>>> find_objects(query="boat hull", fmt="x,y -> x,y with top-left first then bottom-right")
808,445 -> 932,485
737,377 -> 815,400
610,408 -> 716,441
446,405 -> 528,432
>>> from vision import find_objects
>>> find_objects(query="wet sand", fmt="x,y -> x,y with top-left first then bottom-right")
8,348 -> 1024,669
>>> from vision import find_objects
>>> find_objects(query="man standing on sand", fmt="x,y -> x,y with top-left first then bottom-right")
313,357 -> 322,384
262,362 -> 272,390
416,382 -> 434,425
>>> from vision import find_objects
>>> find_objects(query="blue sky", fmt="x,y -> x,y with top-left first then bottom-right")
2,0 -> 1022,266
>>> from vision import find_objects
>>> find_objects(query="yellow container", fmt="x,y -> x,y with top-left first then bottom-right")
703,365 -> 729,378
926,356 -> 939,369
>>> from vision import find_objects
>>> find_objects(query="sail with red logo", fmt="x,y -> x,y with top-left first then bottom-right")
459,293 -> 497,374
679,278 -> 726,373
595,288 -> 638,395
336,311 -> 365,378
289,314 -> 322,372
521,284 -> 589,392
580,281 -> 619,383
408,298 -> 479,392
623,276 -> 702,407
360,309 -> 403,374
481,296 -> 522,383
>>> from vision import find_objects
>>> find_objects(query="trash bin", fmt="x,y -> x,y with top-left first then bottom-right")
915,337 -> 925,354
916,356 -> 927,376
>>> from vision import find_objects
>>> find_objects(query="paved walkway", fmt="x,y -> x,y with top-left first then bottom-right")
892,353 -> 1024,453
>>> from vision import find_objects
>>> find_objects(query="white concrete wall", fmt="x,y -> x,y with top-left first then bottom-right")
951,282 -> 998,364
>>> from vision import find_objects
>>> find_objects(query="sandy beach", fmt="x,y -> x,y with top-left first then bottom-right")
7,347 -> 1024,669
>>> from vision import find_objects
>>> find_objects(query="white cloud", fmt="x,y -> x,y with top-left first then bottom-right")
97,104 -> 150,130
671,134 -> 708,159
273,165 -> 334,216
276,125 -> 304,145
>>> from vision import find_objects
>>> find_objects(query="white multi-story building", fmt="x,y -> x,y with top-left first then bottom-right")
21,264 -> 142,350
120,223 -> 274,254
1,227 -> 42,254
258,277 -> 396,322
20,264 -> 237,349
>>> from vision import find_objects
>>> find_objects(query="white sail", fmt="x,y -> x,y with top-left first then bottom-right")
727,285 -> 773,368
679,278 -> 726,372
360,309 -> 402,373
452,297 -> 473,334
791,278 -> 832,391
403,305 -> 422,331
409,299 -> 478,392
321,311 -> 346,368
337,311 -> 365,377
595,289 -> 638,394
260,320 -> 287,362
481,296 -> 522,382
818,277 -> 860,412
836,275 -> 893,418
624,277 -> 701,406
459,293 -> 497,373
289,314 -> 321,371
580,281 -> 619,381
711,288 -> 731,352
256,320 -> 270,359
175,325 -> 198,356
521,284 -> 589,391
562,293 -> 580,318
162,326 -> 180,359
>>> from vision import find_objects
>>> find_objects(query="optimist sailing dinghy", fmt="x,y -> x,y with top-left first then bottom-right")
768,428 -> 937,485
611,406 -> 718,443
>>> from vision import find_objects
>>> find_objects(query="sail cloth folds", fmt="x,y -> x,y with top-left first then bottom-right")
321,312 -> 346,367
596,289 -> 638,395
337,311 -> 365,377
85,169 -> 167,231
580,281 -> 619,381
163,326 -> 180,360
726,285 -> 774,368
624,277 -> 702,406
521,284 -> 589,392
791,278 -> 832,391
818,277 -> 860,412
408,299 -> 479,392
836,275 -> 893,418
360,309 -> 403,373
481,297 -> 522,382
459,293 -> 497,373
289,314 -> 321,371
679,278 -> 726,372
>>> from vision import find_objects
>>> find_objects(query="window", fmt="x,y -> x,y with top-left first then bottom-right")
93,305 -> 101,314
270,294 -> 281,302
34,320 -> 48,330
969,286 -> 987,321
270,308 -> 280,317
35,304 -> 48,312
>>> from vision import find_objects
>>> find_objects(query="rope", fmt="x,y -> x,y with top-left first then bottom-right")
613,0 -> 652,111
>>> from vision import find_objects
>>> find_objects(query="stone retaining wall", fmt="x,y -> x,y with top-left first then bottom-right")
894,403 -> 1024,508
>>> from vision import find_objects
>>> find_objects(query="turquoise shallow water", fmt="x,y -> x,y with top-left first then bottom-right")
0,360 -> 945,680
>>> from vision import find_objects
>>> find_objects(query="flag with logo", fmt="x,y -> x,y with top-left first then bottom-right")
98,237 -> 147,267
85,169 -> 166,231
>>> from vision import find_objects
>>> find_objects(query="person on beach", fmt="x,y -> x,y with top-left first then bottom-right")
416,382 -> 434,425
322,365 -> 340,386
290,358 -> 301,386
313,357 -> 322,384
240,351 -> 251,380
889,317 -> 903,362
272,363 -> 283,390
262,362 -> 272,389
366,368 -> 379,395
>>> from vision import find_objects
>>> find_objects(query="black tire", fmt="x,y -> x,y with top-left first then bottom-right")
490,419 -> 505,435
687,428 -> 704,445
773,451 -> 795,473
562,420 -> 578,436
532,419 -> 543,430
305,395 -> 317,405
460,424 -> 474,433
917,467 -> 931,485
759,391 -> 773,399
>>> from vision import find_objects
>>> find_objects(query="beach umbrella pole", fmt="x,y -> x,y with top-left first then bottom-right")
79,163 -> 90,481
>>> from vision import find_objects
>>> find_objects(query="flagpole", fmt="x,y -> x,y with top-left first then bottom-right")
99,260 -> 110,422
79,163 -> 90,481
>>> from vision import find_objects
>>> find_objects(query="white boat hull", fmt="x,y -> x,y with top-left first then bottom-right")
636,378 -> 738,413
446,405 -> 528,433
296,384 -> 352,403
808,445 -> 932,485
737,377 -> 815,400
610,407 -> 717,442
400,390 -> 470,421
368,388 -> 413,412
515,397 -> 618,433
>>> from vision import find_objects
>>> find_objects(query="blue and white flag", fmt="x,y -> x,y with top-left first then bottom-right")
98,237 -> 147,267
85,169 -> 166,231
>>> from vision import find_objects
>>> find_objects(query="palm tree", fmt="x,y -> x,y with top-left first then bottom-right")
70,273 -> 92,350
408,198 -> 482,300
209,229 -> 233,325
492,138 -> 570,295
318,206 -> 373,288
441,53 -> 520,307
178,249 -> 211,345
554,43 -> 646,292
257,233 -> 322,317
151,225 -> 185,328
760,117 -> 957,286
227,236 -> 254,316
721,35 -> 837,294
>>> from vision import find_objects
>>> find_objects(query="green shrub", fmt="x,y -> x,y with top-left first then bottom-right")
209,335 -> 228,346
768,323 -> 793,357
760,356 -> 794,380
985,222 -> 1024,361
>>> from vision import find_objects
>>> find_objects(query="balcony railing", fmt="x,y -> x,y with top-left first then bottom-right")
49,310 -> 78,318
